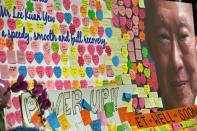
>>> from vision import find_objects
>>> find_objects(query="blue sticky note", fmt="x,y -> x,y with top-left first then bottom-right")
86,67 -> 93,78
34,52 -> 43,64
90,119 -> 102,131
80,99 -> 92,111
122,93 -> 132,102
54,66 -> 61,78
96,11 -> 103,20
18,66 -> 27,77
46,112 -> 60,130
105,27 -> 112,38
112,56 -> 119,67
64,13 -> 72,24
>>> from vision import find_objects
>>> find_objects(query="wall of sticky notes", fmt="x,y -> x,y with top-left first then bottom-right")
0,0 -> 165,130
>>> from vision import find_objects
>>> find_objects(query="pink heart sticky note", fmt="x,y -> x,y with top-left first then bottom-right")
12,96 -> 20,110
63,0 -> 71,10
132,98 -> 138,108
71,4 -> 78,15
35,2 -> 43,14
56,12 -> 64,23
44,53 -> 52,65
82,17 -> 89,26
98,26 -> 104,38
59,24 -> 68,35
118,5 -> 125,16
9,66 -> 18,78
27,66 -> 36,78
18,39 -> 27,52
73,16 -> 81,28
77,44 -> 86,56
126,19 -> 132,30
64,80 -> 71,89
43,42 -> 51,54
112,15 -> 119,27
84,54 -> 91,65
93,67 -> 99,77
119,16 -> 126,27
36,66 -> 45,78
60,42 -> 68,53
45,66 -> 53,78
92,54 -> 99,65
25,51 -> 34,63
78,56 -> 84,66
46,3 -> 54,15
133,15 -> 139,26
112,4 -> 119,15
139,98 -> 145,108
52,53 -> 60,65
55,80 -> 63,90
0,51 -> 6,63
96,45 -> 103,56
126,8 -> 132,18
80,80 -> 88,88
15,110 -> 22,124
87,45 -> 95,56
132,6 -> 139,16
31,41 -> 40,52
124,0 -> 130,7
46,80 -> 54,90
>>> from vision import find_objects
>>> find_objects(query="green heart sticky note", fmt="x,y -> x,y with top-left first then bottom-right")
103,80 -> 109,87
26,0 -> 34,12
106,0 -> 112,10
104,102 -> 114,118
127,60 -> 132,70
144,68 -> 150,78
142,47 -> 148,58
115,75 -> 122,85
52,42 -> 59,53
88,9 -> 95,20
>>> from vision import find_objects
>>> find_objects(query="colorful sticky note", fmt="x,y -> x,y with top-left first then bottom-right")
58,113 -> 71,130
97,111 -> 107,126
90,119 -> 102,131
122,93 -> 132,102
104,102 -> 114,118
80,99 -> 92,111
117,124 -> 125,131
80,109 -> 92,126
46,112 -> 60,130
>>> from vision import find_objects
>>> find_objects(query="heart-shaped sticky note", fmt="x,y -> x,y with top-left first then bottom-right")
55,80 -> 63,90
36,66 -> 44,78
18,66 -> 27,77
31,41 -> 40,52
34,52 -> 43,64
80,80 -> 88,88
59,24 -> 67,35
112,15 -> 119,27
119,16 -> 126,27
86,67 -> 93,78
63,0 -> 71,10
78,56 -> 84,66
98,26 -> 104,38
77,44 -> 86,56
92,54 -> 99,65
64,80 -> 71,89
27,66 -> 36,78
112,56 -> 119,67
96,45 -> 103,56
126,8 -> 132,18
44,53 -> 52,65
84,54 -> 91,65
118,5 -> 125,16
93,67 -> 99,77
88,9 -> 95,20
25,51 -> 34,63
56,12 -> 64,23
54,66 -> 62,78
73,16 -> 81,28
124,0 -> 131,7
0,51 -> 6,63
64,12 -> 72,24
46,80 -> 54,90
18,39 -> 27,52
87,45 -> 95,56
9,66 -> 18,78
105,28 -> 112,38
45,66 -> 53,78
52,53 -> 60,65
96,11 -> 103,20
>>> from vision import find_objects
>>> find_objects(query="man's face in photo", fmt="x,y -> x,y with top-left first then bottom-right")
145,1 -> 197,109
